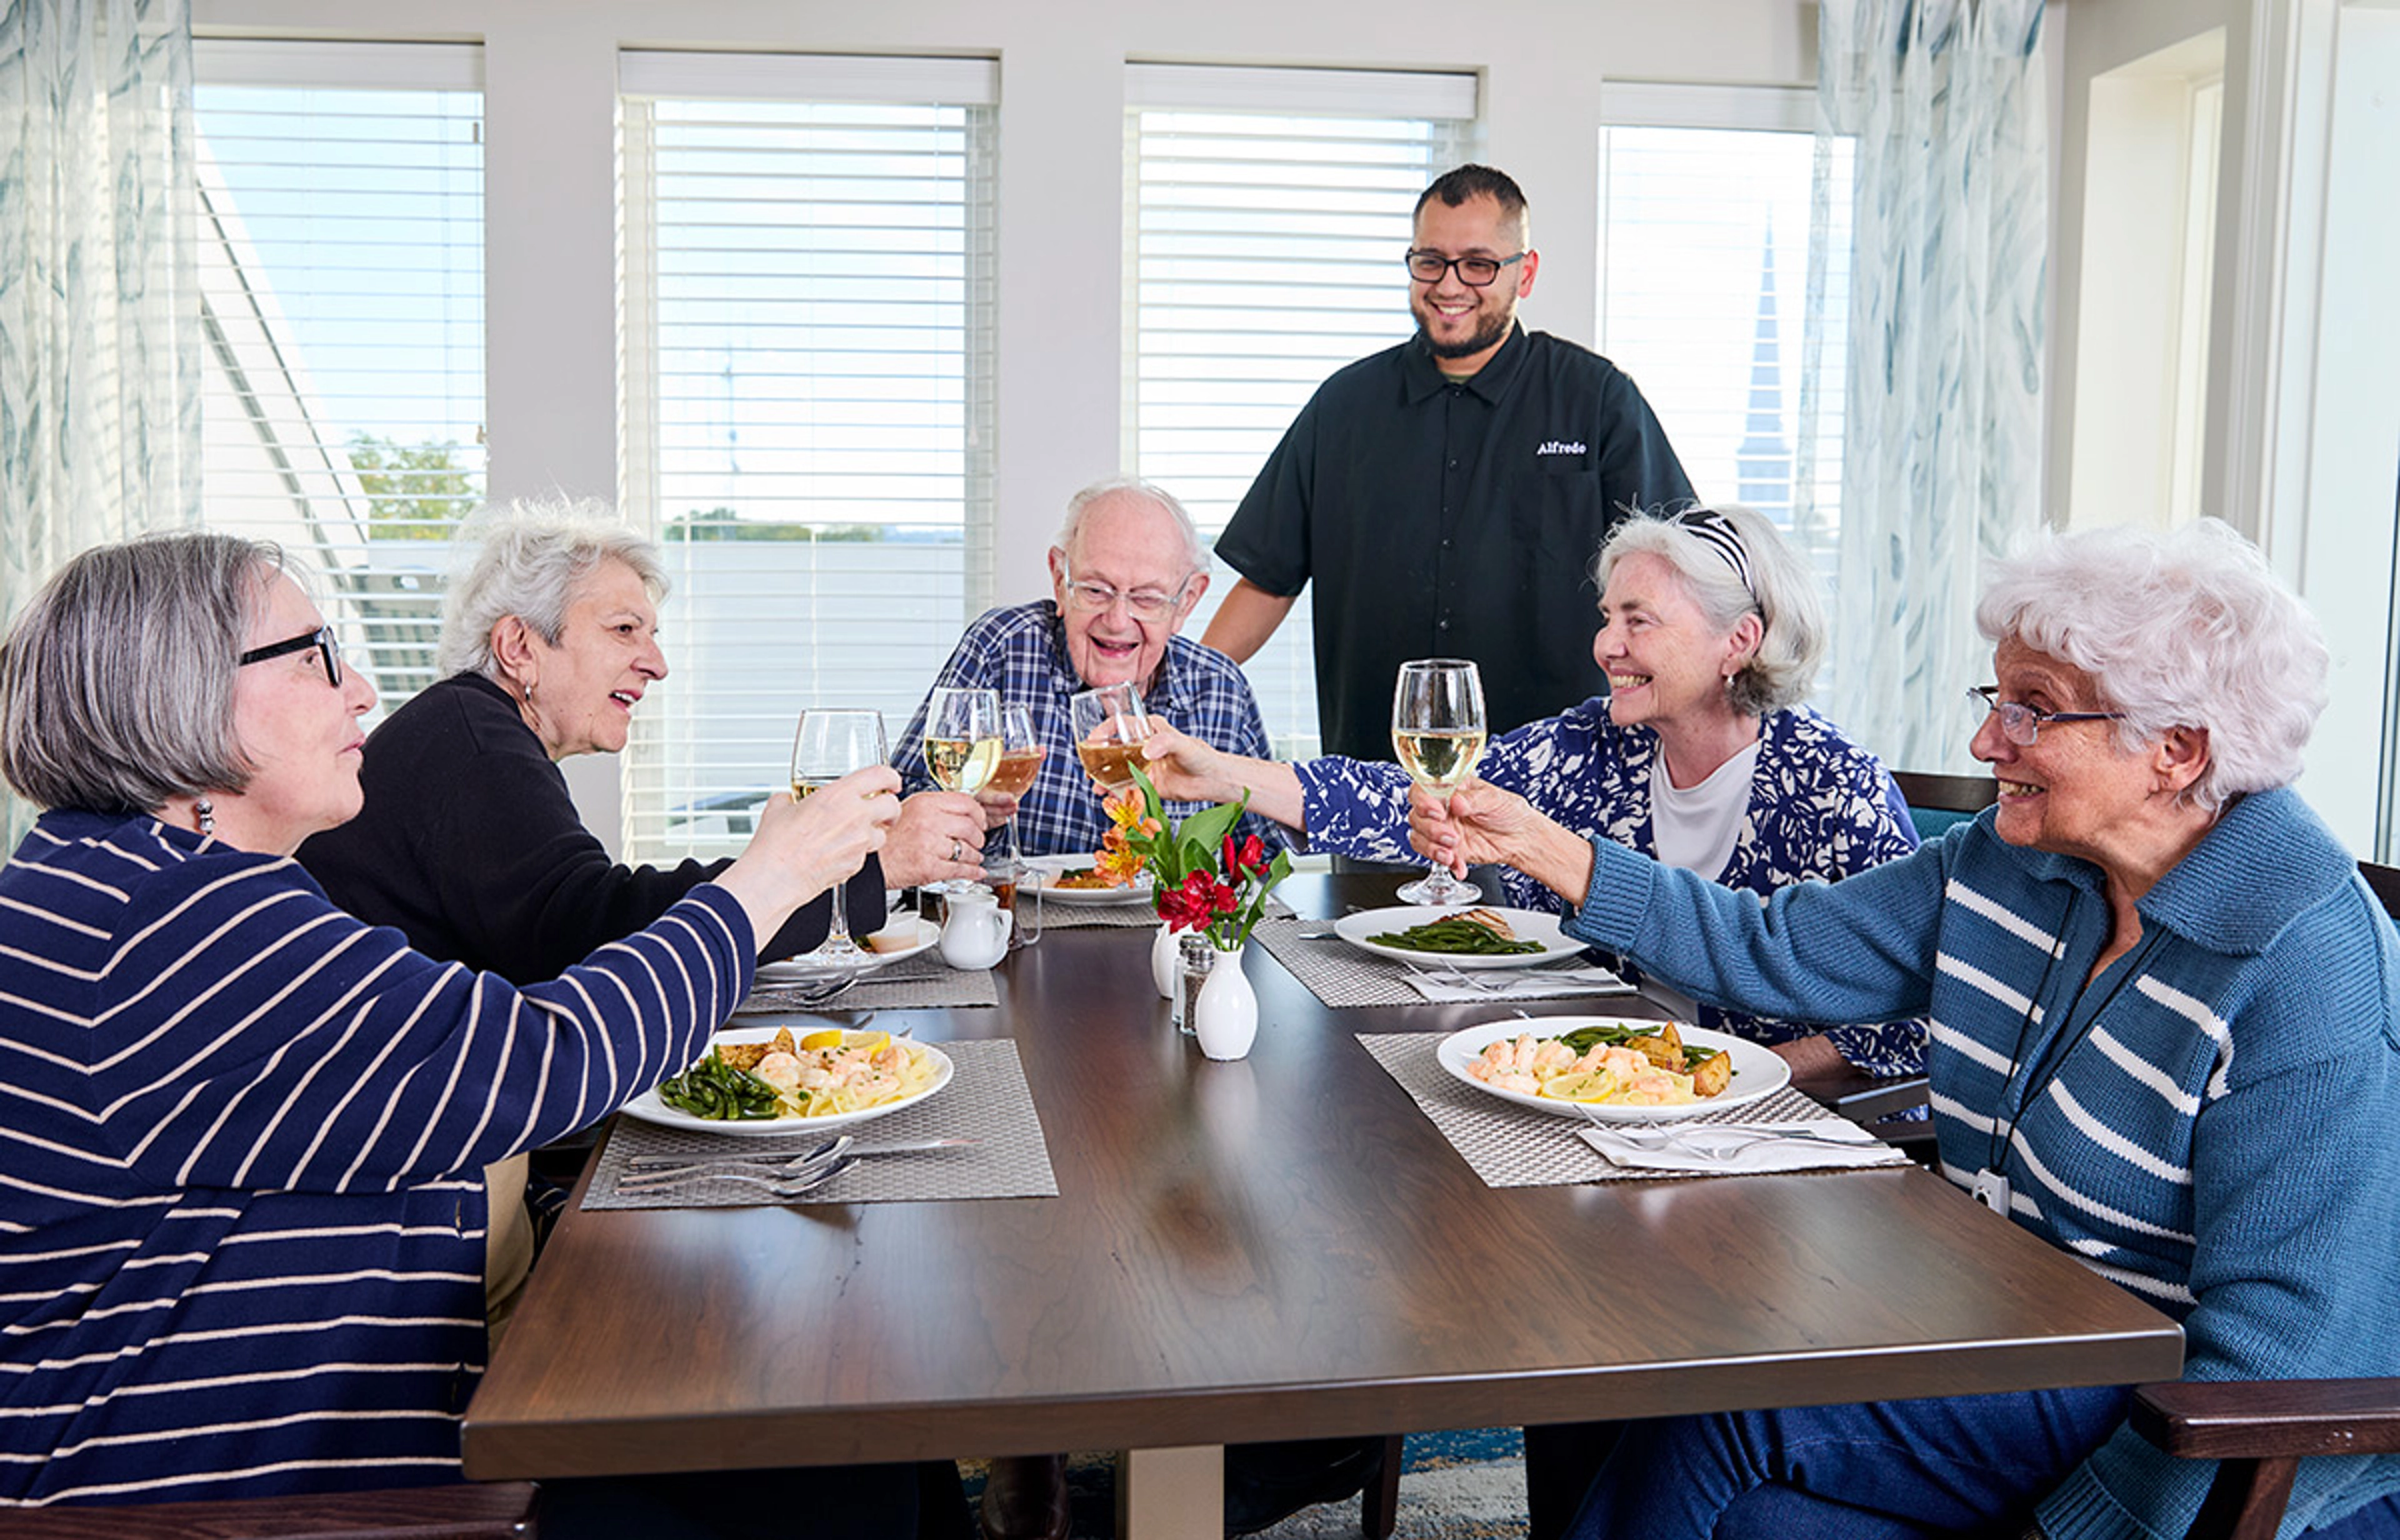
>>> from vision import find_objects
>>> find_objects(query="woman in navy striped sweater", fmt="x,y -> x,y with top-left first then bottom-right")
1416,520 -> 2400,1540
0,534 -> 899,1527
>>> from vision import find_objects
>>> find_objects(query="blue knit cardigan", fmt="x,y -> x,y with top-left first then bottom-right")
0,811 -> 752,1507
1566,787 -> 2400,1540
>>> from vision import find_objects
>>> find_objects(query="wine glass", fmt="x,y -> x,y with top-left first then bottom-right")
1391,659 -> 1488,906
789,708 -> 889,960
923,687 -> 1003,896
1068,682 -> 1152,796
981,703 -> 1044,873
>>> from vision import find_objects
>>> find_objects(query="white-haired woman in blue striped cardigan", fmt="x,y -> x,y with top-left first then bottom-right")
0,532 -> 912,1536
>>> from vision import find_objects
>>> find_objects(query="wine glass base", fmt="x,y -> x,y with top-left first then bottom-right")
805,936 -> 866,961
1396,871 -> 1478,906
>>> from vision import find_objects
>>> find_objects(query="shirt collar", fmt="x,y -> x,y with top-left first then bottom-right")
1039,600 -> 1195,715
1402,321 -> 1529,405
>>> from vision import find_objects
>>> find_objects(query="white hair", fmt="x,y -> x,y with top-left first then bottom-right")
1593,504 -> 1827,714
438,496 -> 668,681
1975,519 -> 2326,810
1052,476 -> 1209,577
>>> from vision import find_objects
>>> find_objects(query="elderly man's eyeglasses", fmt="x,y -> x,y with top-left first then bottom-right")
239,626 -> 343,688
1063,576 -> 1190,624
1403,250 -> 1526,287
1968,686 -> 2123,746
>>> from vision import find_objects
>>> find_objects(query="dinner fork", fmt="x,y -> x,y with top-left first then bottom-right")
616,1156 -> 859,1199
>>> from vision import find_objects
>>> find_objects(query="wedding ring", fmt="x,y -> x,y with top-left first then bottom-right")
950,838 -> 965,863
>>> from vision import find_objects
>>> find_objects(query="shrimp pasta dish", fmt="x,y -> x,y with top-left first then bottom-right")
1464,1021 -> 1732,1108
661,1026 -> 941,1121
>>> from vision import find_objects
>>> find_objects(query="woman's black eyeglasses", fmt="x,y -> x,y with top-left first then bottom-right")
239,626 -> 343,687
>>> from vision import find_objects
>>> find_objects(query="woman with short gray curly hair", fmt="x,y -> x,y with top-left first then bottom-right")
299,495 -> 989,986
1974,517 -> 2326,811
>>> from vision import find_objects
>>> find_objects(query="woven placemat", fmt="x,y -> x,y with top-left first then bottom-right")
1358,1031 -> 1860,1187
583,1038 -> 1055,1208
1029,895 -> 1159,930
1251,916 -> 1630,1009
738,953 -> 998,1012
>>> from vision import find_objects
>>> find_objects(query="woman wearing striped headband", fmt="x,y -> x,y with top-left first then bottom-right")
1140,502 -> 1921,1080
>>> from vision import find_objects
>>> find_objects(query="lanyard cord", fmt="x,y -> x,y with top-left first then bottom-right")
1984,910 -> 2170,1174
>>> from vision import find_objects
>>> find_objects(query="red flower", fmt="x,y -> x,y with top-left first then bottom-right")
1220,832 -> 1266,882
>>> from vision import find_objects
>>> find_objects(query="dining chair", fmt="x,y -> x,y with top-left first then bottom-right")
1889,770 -> 1999,842
6,1479 -> 539,1538
2126,858 -> 2400,1540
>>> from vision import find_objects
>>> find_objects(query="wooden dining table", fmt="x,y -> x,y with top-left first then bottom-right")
462,873 -> 2183,1536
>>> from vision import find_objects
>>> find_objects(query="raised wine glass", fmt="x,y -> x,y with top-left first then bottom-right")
1391,658 -> 1488,906
923,687 -> 1004,896
981,703 -> 1044,874
1067,682 -> 1152,796
789,708 -> 889,960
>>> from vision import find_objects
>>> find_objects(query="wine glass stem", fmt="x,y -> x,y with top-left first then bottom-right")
826,884 -> 853,948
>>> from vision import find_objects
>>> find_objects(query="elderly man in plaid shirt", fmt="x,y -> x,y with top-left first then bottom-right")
896,476 -> 1291,866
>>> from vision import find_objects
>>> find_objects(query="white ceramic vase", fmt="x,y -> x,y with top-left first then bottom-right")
1192,945 -> 1258,1061
1151,919 -> 1179,999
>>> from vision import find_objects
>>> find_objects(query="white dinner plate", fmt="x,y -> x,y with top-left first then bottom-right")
618,1028 -> 954,1137
1021,852 -> 1156,906
1334,905 -> 1584,971
754,916 -> 938,982
1435,1018 -> 1791,1124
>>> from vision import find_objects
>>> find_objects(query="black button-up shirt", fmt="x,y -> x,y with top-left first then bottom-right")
1218,326 -> 1694,761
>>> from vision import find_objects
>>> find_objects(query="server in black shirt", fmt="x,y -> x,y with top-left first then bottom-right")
1208,164 -> 1696,760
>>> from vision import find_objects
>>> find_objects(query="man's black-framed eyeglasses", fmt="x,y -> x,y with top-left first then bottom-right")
1968,685 -> 2123,746
1403,250 -> 1526,287
239,626 -> 343,688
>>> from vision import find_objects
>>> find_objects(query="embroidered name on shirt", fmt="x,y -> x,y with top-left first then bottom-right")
1536,440 -> 1588,456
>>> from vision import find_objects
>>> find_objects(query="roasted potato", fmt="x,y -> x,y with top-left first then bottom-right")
1689,1049 -> 1733,1098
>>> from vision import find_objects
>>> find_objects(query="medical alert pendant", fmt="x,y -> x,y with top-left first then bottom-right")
1972,1168 -> 2011,1212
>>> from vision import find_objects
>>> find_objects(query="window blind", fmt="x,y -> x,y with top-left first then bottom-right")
192,41 -> 486,716
1124,65 -> 1475,761
619,52 -> 996,861
1594,89 -> 1852,599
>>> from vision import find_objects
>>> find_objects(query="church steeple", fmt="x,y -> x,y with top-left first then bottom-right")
1734,214 -> 1794,524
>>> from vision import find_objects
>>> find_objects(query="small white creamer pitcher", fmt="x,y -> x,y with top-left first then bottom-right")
938,888 -> 1012,970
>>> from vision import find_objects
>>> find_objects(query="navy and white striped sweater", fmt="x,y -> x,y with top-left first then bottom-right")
0,811 -> 751,1507
1570,786 -> 2400,1540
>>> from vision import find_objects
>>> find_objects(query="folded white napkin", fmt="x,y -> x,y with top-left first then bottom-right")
1577,1119 -> 1910,1174
1402,964 -> 1632,1003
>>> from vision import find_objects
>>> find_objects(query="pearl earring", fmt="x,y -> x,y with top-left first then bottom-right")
194,797 -> 216,837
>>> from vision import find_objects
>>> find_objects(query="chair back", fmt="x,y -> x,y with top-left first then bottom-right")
1889,771 -> 1999,843
2359,860 -> 2400,921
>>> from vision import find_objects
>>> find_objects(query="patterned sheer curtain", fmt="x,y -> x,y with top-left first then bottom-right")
0,0 -> 198,836
1812,0 -> 2048,772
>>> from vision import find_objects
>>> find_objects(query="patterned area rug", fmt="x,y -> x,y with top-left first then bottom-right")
960,1428 -> 1528,1539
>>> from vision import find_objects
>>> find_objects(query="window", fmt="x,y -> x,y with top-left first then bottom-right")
1124,64 -> 1476,759
619,52 -> 996,861
194,40 -> 486,715
1596,86 -> 1852,610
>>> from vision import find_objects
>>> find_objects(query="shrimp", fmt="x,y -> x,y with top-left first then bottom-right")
751,1051 -> 803,1093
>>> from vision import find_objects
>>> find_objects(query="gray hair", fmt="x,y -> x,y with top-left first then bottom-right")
1594,504 -> 1826,714
438,496 -> 669,681
1052,476 -> 1209,578
1976,518 -> 2326,811
1,532 -> 282,814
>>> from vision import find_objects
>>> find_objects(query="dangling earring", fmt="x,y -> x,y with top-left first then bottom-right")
194,797 -> 216,838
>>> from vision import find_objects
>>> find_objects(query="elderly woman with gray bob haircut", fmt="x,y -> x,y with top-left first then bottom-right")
1418,518 -> 2400,1540
1140,502 -> 1921,1078
0,531 -> 907,1521
300,495 -> 988,986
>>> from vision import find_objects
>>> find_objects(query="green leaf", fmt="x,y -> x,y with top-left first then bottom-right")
1172,798 -> 1247,863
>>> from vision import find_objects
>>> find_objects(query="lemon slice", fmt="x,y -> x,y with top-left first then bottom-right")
798,1028 -> 844,1051
1536,1071 -> 1609,1102
849,1031 -> 891,1054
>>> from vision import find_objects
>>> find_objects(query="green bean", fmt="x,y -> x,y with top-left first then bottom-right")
1368,919 -> 1542,955
658,1050 -> 782,1121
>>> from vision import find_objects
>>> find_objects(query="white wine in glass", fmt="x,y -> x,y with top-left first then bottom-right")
789,708 -> 888,959
1392,659 -> 1486,906
982,704 -> 1043,873
923,687 -> 1002,897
